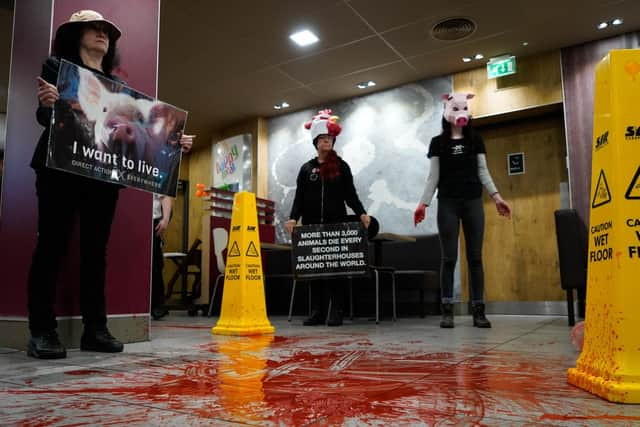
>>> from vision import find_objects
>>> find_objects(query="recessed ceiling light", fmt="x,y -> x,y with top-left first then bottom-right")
612,18 -> 623,26
462,57 -> 472,63
356,80 -> 377,89
357,80 -> 377,89
273,102 -> 290,110
289,30 -> 319,46
522,41 -> 529,46
474,53 -> 484,60
597,22 -> 608,30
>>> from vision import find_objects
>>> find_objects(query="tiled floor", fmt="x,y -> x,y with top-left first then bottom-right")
1,314 -> 640,426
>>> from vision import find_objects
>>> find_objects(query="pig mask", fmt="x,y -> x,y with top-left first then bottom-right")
442,93 -> 475,127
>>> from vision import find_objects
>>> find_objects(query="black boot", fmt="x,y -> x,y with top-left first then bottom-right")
440,303 -> 454,328
472,303 -> 492,328
81,328 -> 124,352
303,309 -> 324,326
27,331 -> 67,359
151,306 -> 169,320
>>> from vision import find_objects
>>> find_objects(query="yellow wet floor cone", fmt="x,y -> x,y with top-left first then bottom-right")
212,191 -> 274,336
567,49 -> 640,403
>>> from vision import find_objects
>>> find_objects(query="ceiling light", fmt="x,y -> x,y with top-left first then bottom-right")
273,102 -> 290,110
357,80 -> 377,89
597,22 -> 608,30
289,30 -> 319,47
462,57 -> 472,63
522,42 -> 529,46
474,53 -> 484,60
612,18 -> 623,26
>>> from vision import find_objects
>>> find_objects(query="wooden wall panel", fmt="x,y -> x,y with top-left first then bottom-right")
461,114 -> 568,302
453,51 -> 563,118
161,161 -> 189,284
183,118 -> 264,251
560,32 -> 640,227
187,141 -> 214,247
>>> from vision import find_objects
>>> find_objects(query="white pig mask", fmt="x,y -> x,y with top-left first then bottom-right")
442,93 -> 475,127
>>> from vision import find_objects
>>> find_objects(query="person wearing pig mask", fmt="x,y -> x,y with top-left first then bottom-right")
27,10 -> 192,359
414,93 -> 511,329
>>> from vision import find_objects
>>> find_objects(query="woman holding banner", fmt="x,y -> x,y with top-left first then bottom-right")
285,110 -> 371,327
27,10 -> 192,359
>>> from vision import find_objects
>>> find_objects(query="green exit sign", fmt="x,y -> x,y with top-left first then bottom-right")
487,56 -> 516,79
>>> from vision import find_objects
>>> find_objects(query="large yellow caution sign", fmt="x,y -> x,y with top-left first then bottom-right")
212,191 -> 275,336
568,49 -> 640,403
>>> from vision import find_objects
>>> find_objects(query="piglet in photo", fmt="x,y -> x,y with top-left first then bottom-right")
77,67 -> 154,163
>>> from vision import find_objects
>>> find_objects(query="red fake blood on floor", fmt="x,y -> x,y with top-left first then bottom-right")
7,335 -> 640,425
64,370 -> 105,376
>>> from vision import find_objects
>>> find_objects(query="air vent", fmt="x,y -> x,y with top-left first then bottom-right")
431,17 -> 476,41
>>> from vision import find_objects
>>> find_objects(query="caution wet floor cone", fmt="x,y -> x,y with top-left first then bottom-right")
567,50 -> 640,403
212,191 -> 274,336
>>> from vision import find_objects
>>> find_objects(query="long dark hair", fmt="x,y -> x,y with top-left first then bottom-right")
440,116 -> 475,141
313,136 -> 341,181
52,23 -> 118,75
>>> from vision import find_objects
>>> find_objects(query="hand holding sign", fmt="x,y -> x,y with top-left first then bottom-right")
179,134 -> 195,153
36,77 -> 59,107
360,214 -> 371,229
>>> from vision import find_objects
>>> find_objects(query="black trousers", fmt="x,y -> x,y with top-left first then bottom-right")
437,197 -> 485,304
303,218 -> 347,316
151,218 -> 165,311
27,169 -> 119,335
309,278 -> 346,315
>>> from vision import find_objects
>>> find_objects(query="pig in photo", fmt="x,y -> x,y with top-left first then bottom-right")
76,65 -> 154,163
48,59 -> 187,195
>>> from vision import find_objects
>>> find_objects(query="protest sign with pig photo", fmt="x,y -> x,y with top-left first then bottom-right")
46,59 -> 187,196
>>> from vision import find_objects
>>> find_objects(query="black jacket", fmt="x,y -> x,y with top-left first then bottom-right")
289,156 -> 366,225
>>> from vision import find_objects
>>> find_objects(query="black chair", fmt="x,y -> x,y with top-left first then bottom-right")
286,250 -> 397,324
554,209 -> 588,326
381,234 -> 441,317
164,238 -> 202,313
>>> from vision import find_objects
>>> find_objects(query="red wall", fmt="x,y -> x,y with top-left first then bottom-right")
0,0 -> 160,318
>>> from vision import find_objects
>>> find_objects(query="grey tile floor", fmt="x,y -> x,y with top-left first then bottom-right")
1,314 -> 639,426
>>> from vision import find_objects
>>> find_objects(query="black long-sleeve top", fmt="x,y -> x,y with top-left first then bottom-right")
289,156 -> 367,225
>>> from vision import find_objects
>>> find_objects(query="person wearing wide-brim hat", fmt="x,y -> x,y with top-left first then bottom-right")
26,9 -> 126,360
285,109 -> 372,327
27,10 -> 193,360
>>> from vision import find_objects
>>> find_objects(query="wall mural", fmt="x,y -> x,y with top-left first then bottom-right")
268,76 -> 452,244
